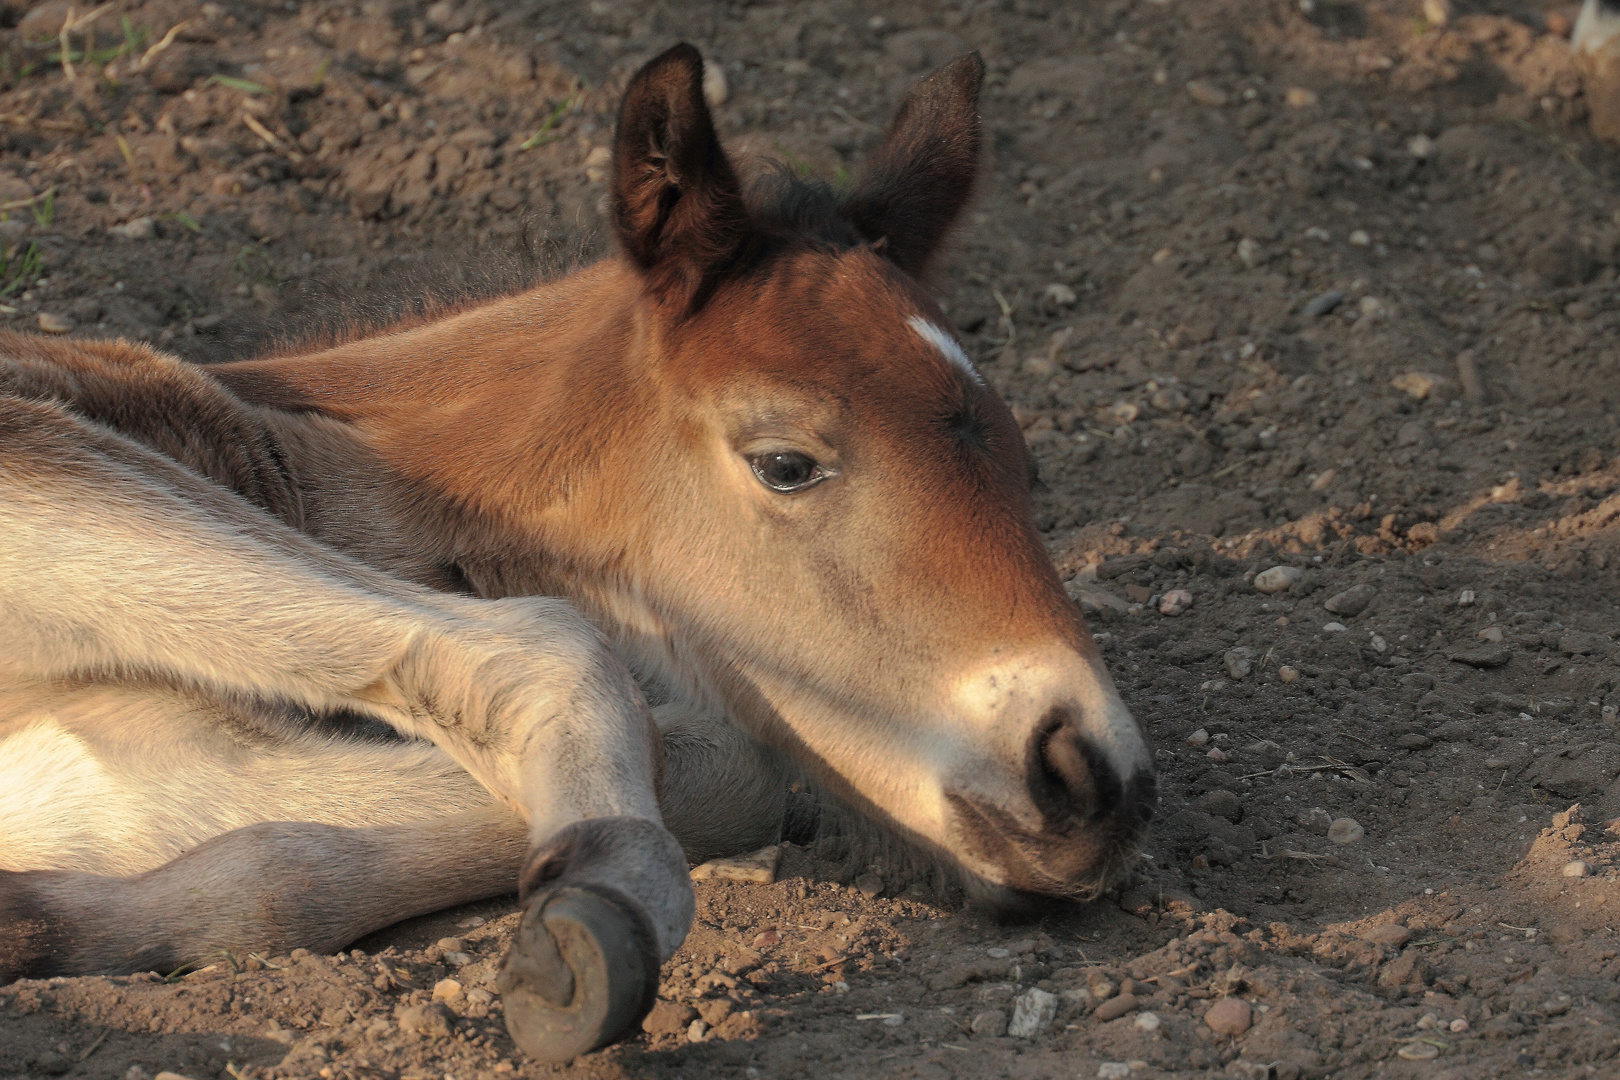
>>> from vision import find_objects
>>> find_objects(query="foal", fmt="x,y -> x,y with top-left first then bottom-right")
0,45 -> 1155,1060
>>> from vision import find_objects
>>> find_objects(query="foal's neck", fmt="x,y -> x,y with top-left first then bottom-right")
212,258 -> 656,593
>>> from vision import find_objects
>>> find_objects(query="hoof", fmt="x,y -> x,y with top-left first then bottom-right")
496,886 -> 658,1062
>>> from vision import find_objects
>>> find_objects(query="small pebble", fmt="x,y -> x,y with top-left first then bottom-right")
435,937 -> 463,952
1563,860 -> 1593,878
1302,289 -> 1346,318
1408,133 -> 1435,158
1186,80 -> 1228,106
1323,584 -> 1377,617
1158,588 -> 1193,616
1093,992 -> 1139,1022
1322,622 -> 1347,633
1284,86 -> 1318,107
1087,978 -> 1117,1002
1203,996 -> 1252,1035
855,872 -> 885,897
1449,1018 -> 1469,1033
1098,1065 -> 1131,1080
1278,665 -> 1300,683
1349,229 -> 1371,246
1397,1041 -> 1440,1061
431,978 -> 462,1003
1328,817 -> 1365,845
687,1019 -> 708,1042
1223,647 -> 1253,680
1477,625 -> 1504,642
37,312 -> 73,334
396,1002 -> 453,1038
109,216 -> 156,240
970,1008 -> 1007,1036
1458,589 -> 1476,606
1187,727 -> 1210,746
1361,924 -> 1411,948
753,929 -> 781,947
1207,746 -> 1230,763
1253,565 -> 1303,594
1134,1011 -> 1162,1033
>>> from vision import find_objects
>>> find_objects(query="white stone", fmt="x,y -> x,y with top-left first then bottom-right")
1007,987 -> 1058,1038
1098,1065 -> 1131,1080
1134,1011 -> 1162,1032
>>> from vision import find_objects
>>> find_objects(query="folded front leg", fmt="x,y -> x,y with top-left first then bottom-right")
0,396 -> 691,1058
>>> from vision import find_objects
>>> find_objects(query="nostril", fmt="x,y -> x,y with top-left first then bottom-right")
1029,716 -> 1123,823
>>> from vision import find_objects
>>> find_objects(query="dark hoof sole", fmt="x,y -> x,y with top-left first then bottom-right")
496,887 -> 658,1062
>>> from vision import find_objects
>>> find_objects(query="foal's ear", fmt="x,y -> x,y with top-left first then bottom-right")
842,52 -> 985,278
613,44 -> 751,311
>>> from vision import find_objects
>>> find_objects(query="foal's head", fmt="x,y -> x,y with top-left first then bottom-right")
592,45 -> 1154,902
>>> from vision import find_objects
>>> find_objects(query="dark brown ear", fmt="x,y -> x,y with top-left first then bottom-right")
612,44 -> 751,312
841,52 -> 985,277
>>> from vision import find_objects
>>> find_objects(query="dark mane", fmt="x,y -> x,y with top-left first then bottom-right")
746,163 -> 864,252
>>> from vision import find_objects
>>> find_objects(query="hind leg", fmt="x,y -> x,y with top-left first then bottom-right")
0,709 -> 782,981
0,808 -> 528,981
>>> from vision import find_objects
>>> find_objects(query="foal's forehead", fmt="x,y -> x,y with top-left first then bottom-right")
754,248 -> 982,390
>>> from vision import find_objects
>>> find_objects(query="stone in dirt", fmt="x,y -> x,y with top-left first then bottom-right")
1007,987 -> 1058,1037
1450,644 -> 1511,668
1093,992 -> 1139,1022
1328,818 -> 1365,844
1203,996 -> 1252,1035
1224,647 -> 1254,680
1158,588 -> 1194,615
690,844 -> 780,883
1097,1065 -> 1131,1080
1361,924 -> 1411,948
1323,584 -> 1377,616
396,1002 -> 453,1039
1302,289 -> 1345,317
1253,565 -> 1303,593
1563,860 -> 1593,877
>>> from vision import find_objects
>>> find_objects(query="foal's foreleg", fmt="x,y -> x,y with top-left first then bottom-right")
0,398 -> 688,1058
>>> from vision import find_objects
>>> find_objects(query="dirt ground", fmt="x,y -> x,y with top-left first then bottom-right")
7,0 -> 1620,1077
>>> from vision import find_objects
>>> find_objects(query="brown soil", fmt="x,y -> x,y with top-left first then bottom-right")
5,1 -> 1620,1078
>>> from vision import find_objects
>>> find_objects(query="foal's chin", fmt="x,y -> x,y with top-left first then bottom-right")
942,791 -> 1156,916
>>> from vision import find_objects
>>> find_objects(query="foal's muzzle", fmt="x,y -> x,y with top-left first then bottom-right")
943,709 -> 1157,899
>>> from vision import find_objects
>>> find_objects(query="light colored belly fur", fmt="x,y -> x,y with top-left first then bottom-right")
0,683 -> 491,876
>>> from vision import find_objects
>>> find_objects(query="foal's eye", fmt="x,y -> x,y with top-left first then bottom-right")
749,451 -> 825,493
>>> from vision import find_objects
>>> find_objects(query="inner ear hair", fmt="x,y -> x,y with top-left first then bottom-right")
611,43 -> 753,314
842,52 -> 985,278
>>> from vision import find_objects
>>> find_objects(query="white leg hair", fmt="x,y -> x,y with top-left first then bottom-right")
0,395 -> 690,966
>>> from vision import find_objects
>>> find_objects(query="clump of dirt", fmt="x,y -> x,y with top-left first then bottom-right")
5,0 -> 1620,1077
